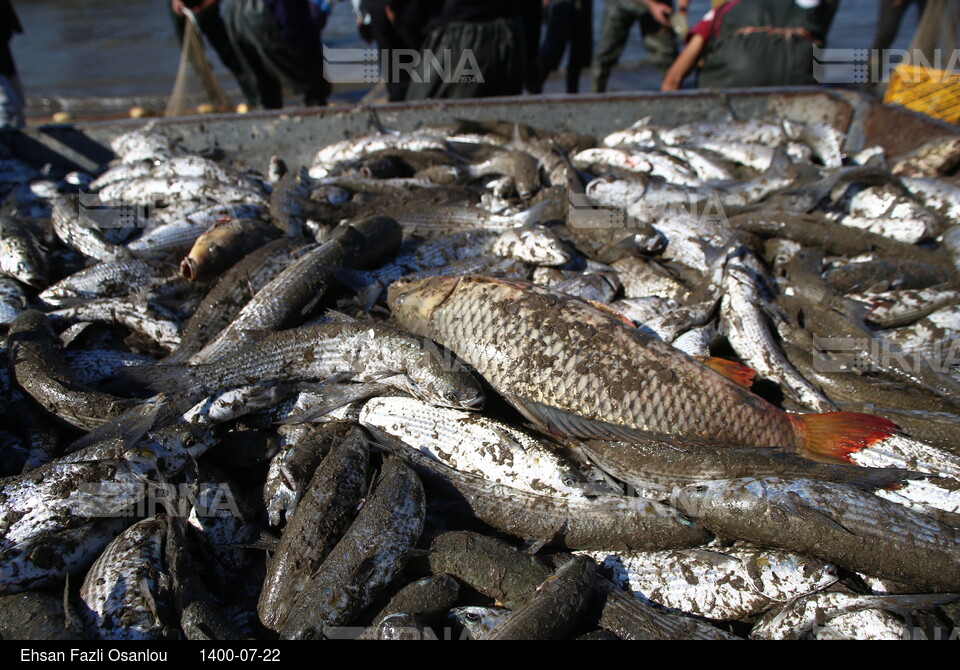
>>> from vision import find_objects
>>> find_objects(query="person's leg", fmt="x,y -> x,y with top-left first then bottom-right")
405,25 -> 447,100
256,33 -> 328,108
540,0 -> 574,87
367,3 -> 414,102
221,0 -> 278,107
407,18 -> 524,100
638,5 -> 678,76
567,0 -> 593,93
871,0 -> 913,51
196,5 -> 249,86
0,74 -> 25,129
591,0 -> 636,93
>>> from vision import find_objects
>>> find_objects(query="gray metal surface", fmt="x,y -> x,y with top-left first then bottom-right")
3,88 -> 957,174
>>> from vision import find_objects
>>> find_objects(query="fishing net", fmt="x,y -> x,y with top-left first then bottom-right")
165,10 -> 233,117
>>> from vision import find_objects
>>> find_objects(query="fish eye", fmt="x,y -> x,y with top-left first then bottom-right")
562,476 -> 577,487
797,561 -> 812,576
464,612 -> 481,623
181,432 -> 196,448
444,390 -> 461,403
693,485 -> 707,493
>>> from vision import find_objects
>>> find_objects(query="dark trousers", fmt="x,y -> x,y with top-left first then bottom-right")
169,1 -> 248,85
222,0 -> 328,109
365,0 -> 416,102
591,0 -> 678,93
405,16 -> 526,101
540,0 -> 594,93
872,0 -> 927,51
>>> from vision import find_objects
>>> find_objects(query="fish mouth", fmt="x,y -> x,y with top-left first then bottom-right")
459,393 -> 485,411
388,275 -> 461,318
180,257 -> 200,281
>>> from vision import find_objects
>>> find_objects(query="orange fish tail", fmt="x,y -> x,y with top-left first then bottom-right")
788,412 -> 899,464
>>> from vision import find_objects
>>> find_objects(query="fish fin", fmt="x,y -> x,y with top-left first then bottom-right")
482,276 -> 539,292
62,573 -> 85,637
63,394 -> 171,455
333,268 -> 383,311
586,299 -> 638,328
788,412 -> 899,464
524,521 -> 569,555
239,529 -> 281,552
274,381 -> 381,425
780,492 -> 857,536
122,363 -> 199,394
506,396 -> 657,442
683,548 -> 743,569
699,357 -> 756,389
730,446 -> 921,491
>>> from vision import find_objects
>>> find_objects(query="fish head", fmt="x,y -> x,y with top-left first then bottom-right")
791,556 -> 839,591
448,606 -> 510,640
672,480 -> 734,519
405,356 -> 485,412
387,275 -> 461,336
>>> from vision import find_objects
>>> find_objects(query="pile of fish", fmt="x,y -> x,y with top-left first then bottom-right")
2,114 -> 960,640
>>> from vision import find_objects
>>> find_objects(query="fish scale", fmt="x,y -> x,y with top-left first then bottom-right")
392,276 -> 801,449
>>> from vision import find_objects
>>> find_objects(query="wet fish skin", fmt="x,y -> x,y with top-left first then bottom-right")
51,196 -> 131,263
892,136 -> 960,177
485,555 -> 597,640
360,396 -> 589,499
97,175 -> 267,209
779,336 -> 960,416
38,258 -> 176,307
47,299 -> 182,353
0,199 -> 47,288
448,606 -> 512,640
359,574 -> 460,637
0,278 -> 27,325
279,457 -> 425,639
180,600 -> 248,641
138,321 -> 484,412
674,476 -> 960,592
808,608 -> 909,641
611,256 -> 690,303
79,515 -> 177,641
7,310 -> 140,431
465,148 -> 541,199
729,210 -> 951,269
751,591 -> 958,640
586,546 -> 838,621
166,237 -> 305,364
0,518 -> 133,595
375,431 -> 709,551
823,259 -> 951,295
0,592 -> 82,640
180,218 -> 281,282
261,422 -> 339,526
591,571 -> 740,640
579,438 -> 917,499
259,426 -> 369,632
191,215 -> 402,362
387,275 -> 894,458
720,256 -> 836,412
491,224 -> 570,266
